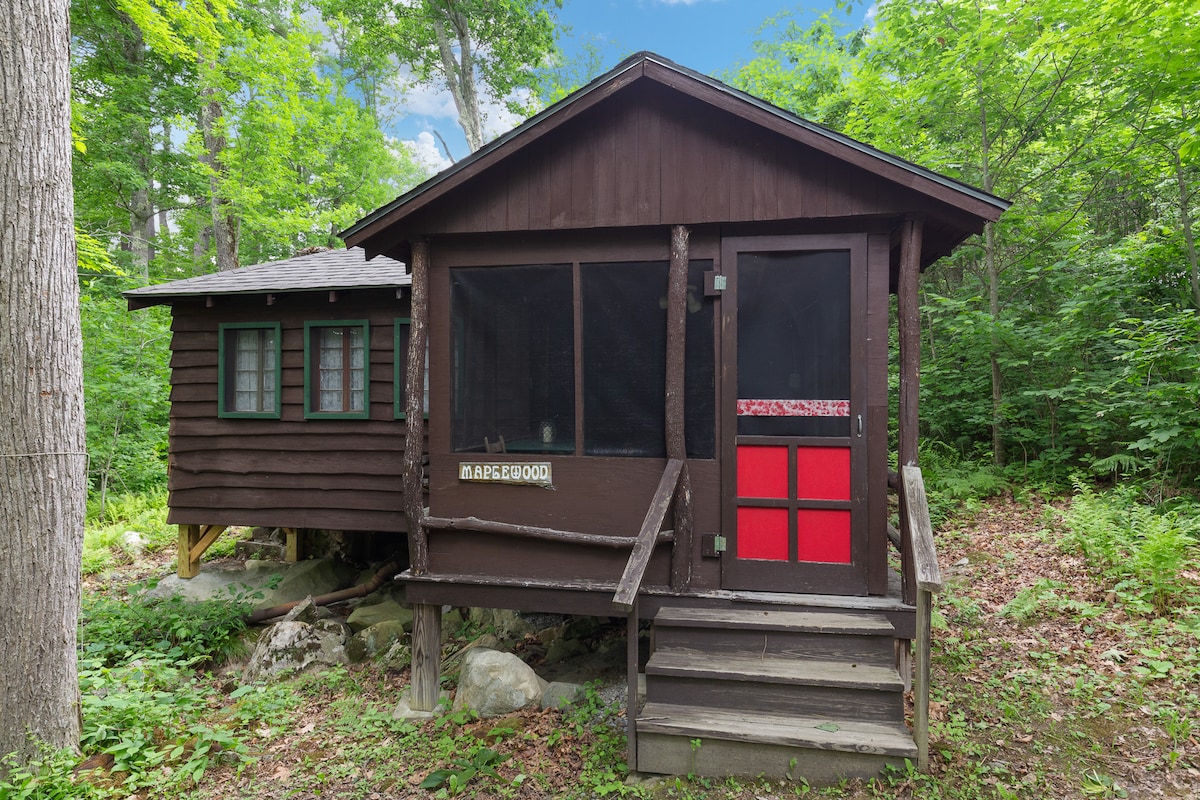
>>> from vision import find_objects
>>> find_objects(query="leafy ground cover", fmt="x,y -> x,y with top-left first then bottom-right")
4,489 -> 1198,799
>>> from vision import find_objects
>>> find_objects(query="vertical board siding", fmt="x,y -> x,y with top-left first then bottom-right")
164,294 -> 411,531
405,85 -> 921,237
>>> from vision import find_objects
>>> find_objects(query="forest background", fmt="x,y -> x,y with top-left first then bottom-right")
8,0 -> 1196,793
77,0 -> 1199,511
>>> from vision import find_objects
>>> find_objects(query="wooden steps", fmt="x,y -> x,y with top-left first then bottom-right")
637,607 -> 916,784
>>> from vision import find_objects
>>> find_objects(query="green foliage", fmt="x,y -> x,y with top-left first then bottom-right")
78,655 -> 249,790
83,491 -> 172,574
419,746 -> 510,795
1059,482 -> 1200,614
79,581 -> 252,667
561,683 -> 635,797
733,0 -> 1200,490
80,279 -> 171,502
0,745 -> 106,799
1001,578 -> 1104,623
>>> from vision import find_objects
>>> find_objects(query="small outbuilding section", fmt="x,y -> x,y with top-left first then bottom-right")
125,247 -> 417,574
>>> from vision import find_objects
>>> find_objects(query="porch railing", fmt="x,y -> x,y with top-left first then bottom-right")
610,457 -> 685,773
900,464 -> 943,772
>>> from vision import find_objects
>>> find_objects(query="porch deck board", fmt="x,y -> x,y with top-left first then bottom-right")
646,650 -> 904,691
638,702 -> 916,756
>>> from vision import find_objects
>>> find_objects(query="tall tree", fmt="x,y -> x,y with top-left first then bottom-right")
733,0 -> 1200,480
0,0 -> 88,765
317,0 -> 562,154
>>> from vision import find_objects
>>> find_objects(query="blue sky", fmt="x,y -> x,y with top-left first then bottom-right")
393,0 -> 861,171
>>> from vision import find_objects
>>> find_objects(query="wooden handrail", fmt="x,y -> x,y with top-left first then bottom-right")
612,458 -> 684,613
902,465 -> 943,594
422,515 -> 673,549
900,465 -> 942,773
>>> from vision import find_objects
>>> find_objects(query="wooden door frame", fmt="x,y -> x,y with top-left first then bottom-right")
719,233 -> 870,595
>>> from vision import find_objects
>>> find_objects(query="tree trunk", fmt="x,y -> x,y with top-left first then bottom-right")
199,88 -> 239,271
432,7 -> 484,152
197,8 -> 238,273
1174,150 -> 1199,312
985,219 -> 1004,467
0,0 -> 87,766
121,24 -> 153,277
977,71 -> 1005,467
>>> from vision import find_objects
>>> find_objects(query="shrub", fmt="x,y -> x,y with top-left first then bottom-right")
1059,482 -> 1200,614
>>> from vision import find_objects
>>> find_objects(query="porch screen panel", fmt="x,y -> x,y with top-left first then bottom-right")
581,260 -> 714,458
450,265 -> 574,453
737,251 -> 850,437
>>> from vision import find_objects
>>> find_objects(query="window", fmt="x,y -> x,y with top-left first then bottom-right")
218,323 -> 280,418
582,261 -> 714,458
449,260 -> 715,457
304,320 -> 369,419
451,265 -> 575,454
395,318 -> 430,419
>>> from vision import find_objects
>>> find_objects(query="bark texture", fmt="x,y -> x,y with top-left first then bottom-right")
0,0 -> 87,762
432,6 -> 484,152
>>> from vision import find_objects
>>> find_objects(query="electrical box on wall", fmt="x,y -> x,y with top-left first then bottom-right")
701,533 -> 727,558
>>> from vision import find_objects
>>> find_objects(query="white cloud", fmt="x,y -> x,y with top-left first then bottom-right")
402,131 -> 455,175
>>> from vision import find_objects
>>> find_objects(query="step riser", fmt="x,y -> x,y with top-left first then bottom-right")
653,627 -> 895,667
637,733 -> 909,784
646,676 -> 905,723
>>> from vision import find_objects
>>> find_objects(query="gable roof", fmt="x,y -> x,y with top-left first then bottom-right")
124,247 -> 409,310
342,52 -> 1008,258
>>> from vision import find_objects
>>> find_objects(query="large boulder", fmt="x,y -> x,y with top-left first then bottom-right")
346,599 -> 412,632
243,598 -> 350,682
346,620 -> 408,662
454,648 -> 548,718
142,558 -> 357,612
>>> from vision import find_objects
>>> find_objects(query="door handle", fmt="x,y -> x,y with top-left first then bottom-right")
857,414 -> 863,437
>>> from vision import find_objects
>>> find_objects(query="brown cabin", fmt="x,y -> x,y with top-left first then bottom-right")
128,53 -> 1007,783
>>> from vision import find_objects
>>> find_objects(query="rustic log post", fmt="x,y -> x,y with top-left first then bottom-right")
404,239 -> 430,574
897,216 -> 924,606
666,224 -> 693,592
411,603 -> 442,712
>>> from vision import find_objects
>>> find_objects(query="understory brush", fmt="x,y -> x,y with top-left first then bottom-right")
82,491 -> 172,574
1059,481 -> 1200,614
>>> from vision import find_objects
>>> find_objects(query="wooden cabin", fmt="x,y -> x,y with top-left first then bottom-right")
129,53 -> 1007,783
125,247 -> 417,571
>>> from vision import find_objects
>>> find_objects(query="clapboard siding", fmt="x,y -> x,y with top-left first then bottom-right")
164,292 -> 412,532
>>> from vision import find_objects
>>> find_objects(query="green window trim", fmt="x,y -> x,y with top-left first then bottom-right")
304,319 -> 371,420
217,322 -> 282,419
394,318 -> 430,420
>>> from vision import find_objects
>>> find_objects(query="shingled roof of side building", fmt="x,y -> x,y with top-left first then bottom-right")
123,246 -> 409,310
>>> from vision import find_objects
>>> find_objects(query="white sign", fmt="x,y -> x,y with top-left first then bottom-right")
458,461 -> 553,487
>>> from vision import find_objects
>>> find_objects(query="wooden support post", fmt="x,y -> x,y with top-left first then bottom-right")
411,603 -> 442,712
666,224 -> 693,592
898,216 -> 924,605
404,239 -> 431,574
178,524 -> 201,579
915,589 -> 933,771
283,528 -> 300,562
626,596 -> 639,772
178,524 -> 228,578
